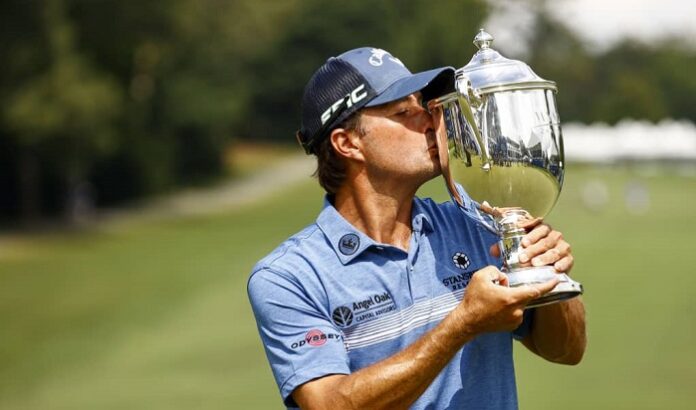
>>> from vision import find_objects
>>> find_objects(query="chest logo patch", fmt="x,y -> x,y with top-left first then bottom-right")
332,306 -> 354,327
338,233 -> 360,255
452,252 -> 471,269
332,291 -> 397,328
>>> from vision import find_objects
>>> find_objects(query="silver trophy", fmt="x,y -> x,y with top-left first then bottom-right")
429,29 -> 583,308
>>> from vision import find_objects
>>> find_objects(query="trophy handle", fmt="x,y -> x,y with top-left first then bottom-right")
430,106 -> 459,206
428,77 -> 490,208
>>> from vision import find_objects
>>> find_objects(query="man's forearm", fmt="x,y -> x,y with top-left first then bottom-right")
297,310 -> 475,410
294,268 -> 560,409
524,297 -> 586,364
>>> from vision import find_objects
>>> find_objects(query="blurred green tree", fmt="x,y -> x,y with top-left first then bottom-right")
71,0 -> 304,202
524,9 -> 598,123
1,0 -> 695,224
593,38 -> 696,123
245,0 -> 489,140
524,8 -> 696,125
2,0 -> 122,222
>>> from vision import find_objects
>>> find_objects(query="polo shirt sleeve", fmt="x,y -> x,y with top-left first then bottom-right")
512,308 -> 535,340
247,267 -> 350,408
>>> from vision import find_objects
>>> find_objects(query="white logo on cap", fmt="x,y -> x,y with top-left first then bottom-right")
369,48 -> 405,67
320,84 -> 368,125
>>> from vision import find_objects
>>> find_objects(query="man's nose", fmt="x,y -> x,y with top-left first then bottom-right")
426,104 -> 444,133
416,106 -> 436,133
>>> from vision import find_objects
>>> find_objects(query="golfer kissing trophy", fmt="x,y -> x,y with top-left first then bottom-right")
429,29 -> 583,308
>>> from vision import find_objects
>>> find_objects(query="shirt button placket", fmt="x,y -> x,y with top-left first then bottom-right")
408,218 -> 428,301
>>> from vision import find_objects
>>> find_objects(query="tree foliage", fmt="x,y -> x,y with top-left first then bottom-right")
0,0 -> 694,223
524,10 -> 696,125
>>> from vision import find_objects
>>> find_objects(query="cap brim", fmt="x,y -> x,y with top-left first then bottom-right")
365,67 -> 455,107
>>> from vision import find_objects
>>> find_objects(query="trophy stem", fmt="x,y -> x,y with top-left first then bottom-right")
497,209 -> 583,308
497,209 -> 530,271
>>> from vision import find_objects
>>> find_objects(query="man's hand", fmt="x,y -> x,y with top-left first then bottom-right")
451,266 -> 559,336
486,217 -> 587,366
489,218 -> 574,273
518,219 -> 573,273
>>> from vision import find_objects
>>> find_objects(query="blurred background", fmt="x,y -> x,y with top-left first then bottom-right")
1,0 -> 694,408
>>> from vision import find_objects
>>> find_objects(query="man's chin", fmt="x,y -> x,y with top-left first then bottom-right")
419,166 -> 442,185
431,160 -> 442,177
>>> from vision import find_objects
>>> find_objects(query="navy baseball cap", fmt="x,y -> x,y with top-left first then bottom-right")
296,47 -> 455,155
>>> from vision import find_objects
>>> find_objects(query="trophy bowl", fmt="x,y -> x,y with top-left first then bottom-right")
429,29 -> 583,308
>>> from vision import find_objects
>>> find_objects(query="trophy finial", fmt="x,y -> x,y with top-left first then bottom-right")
473,29 -> 494,50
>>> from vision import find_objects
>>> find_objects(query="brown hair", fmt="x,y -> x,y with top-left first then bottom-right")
313,112 -> 364,194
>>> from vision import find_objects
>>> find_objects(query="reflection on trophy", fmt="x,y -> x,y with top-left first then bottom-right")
429,29 -> 583,308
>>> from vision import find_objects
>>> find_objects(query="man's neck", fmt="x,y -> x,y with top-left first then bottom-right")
333,182 -> 417,251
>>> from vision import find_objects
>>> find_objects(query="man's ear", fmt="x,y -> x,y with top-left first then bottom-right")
330,128 -> 365,162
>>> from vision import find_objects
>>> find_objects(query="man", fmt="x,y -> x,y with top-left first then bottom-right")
248,47 -> 586,409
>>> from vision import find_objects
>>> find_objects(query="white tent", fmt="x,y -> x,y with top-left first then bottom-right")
563,119 -> 696,163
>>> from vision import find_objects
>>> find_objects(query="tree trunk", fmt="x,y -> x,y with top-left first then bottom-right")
18,149 -> 40,226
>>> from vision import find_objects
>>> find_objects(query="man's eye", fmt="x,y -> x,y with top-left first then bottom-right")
395,109 -> 410,116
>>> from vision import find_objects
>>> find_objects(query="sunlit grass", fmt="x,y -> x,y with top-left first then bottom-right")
224,142 -> 298,177
1,163 -> 695,408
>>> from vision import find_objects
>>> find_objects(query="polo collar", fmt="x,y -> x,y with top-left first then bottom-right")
316,198 -> 375,264
451,184 -> 499,235
452,183 -> 474,212
316,196 -> 435,265
411,197 -> 435,234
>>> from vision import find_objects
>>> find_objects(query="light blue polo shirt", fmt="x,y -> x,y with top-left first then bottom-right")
248,191 -> 532,409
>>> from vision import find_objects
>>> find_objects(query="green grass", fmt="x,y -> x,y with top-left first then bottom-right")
514,165 -> 696,409
1,164 -> 695,408
225,142 -> 297,177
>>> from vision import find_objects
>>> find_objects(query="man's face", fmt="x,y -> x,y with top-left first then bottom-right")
357,92 -> 441,186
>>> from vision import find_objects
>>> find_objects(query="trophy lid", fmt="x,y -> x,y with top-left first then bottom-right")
459,29 -> 557,94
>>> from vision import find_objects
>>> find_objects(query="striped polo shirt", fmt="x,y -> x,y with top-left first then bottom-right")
248,192 -> 531,409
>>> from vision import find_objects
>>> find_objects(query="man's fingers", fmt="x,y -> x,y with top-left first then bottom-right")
517,216 -> 543,230
522,230 -> 562,261
554,255 -> 574,273
527,237 -> 570,266
509,278 -> 560,304
521,223 -> 552,247
480,266 -> 505,281
531,248 -> 560,266
497,272 -> 510,287
534,277 -> 561,295
475,266 -> 508,286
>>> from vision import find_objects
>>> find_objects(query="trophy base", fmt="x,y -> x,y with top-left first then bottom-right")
506,266 -> 583,309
